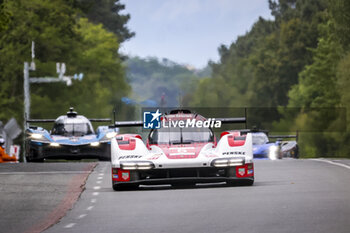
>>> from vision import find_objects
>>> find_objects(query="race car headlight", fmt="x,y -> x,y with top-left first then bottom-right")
136,162 -> 155,170
31,133 -> 43,139
211,158 -> 244,167
120,161 -> 154,170
50,142 -> 60,147
90,142 -> 100,147
106,132 -> 117,139
213,159 -> 229,167
228,158 -> 245,166
269,146 -> 278,160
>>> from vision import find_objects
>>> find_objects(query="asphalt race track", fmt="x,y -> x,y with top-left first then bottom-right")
1,159 -> 350,233
45,159 -> 350,233
0,163 -> 96,233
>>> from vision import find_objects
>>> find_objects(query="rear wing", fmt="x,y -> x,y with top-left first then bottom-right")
87,118 -> 111,122
26,119 -> 56,123
239,129 -> 269,135
27,118 -> 111,123
216,117 -> 246,124
114,121 -> 143,127
268,135 -> 297,139
238,129 -> 298,142
269,133 -> 298,142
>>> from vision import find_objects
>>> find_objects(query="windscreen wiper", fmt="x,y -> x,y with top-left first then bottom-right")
171,141 -> 182,145
180,141 -> 193,144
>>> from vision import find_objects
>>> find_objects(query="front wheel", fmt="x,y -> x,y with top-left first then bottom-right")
112,183 -> 139,191
26,157 -> 44,162
227,179 -> 254,186
242,179 -> 254,186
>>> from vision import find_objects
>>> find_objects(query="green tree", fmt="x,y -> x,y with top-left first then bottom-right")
0,0 -> 132,122
74,0 -> 134,42
0,0 -> 79,121
330,0 -> 350,156
30,17 -> 130,119
191,0 -> 328,110
329,0 -> 350,50
0,0 -> 10,32
287,17 -> 343,157
71,17 -> 129,116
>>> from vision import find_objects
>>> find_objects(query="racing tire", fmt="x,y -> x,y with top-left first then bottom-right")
26,157 -> 44,162
99,157 -> 111,162
112,184 -> 139,191
294,146 -> 299,159
242,179 -> 254,186
226,179 -> 254,186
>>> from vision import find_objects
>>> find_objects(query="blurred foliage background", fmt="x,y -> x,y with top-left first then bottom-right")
0,0 -> 133,122
190,0 -> 350,158
0,0 -> 350,158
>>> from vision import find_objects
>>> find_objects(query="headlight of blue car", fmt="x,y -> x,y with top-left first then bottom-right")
29,133 -> 50,143
268,145 -> 279,160
100,131 -> 118,143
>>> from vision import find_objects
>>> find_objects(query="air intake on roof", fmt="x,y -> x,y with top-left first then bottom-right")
67,107 -> 77,118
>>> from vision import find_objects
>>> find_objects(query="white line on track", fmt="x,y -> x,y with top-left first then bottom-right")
92,192 -> 99,196
86,206 -> 94,211
99,173 -> 104,176
96,181 -> 102,184
91,198 -> 97,203
77,214 -> 87,219
97,176 -> 103,180
311,159 -> 350,170
93,186 -> 101,190
64,223 -> 76,228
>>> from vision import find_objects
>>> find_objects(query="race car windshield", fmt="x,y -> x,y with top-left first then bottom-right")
252,133 -> 269,145
52,123 -> 94,136
149,127 -> 214,145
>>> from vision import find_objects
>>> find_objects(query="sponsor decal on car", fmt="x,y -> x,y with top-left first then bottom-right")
113,174 -> 119,179
222,151 -> 246,155
238,168 -> 245,176
147,154 -> 162,160
247,169 -> 254,175
122,172 -> 129,180
70,137 -> 79,142
169,147 -> 195,156
118,155 -> 143,159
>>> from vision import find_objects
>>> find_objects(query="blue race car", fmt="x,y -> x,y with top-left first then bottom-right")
252,132 -> 281,160
25,108 -> 118,162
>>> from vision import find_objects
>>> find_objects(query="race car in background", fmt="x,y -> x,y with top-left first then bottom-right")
251,131 -> 281,160
237,130 -> 298,160
110,109 -> 254,190
279,139 -> 299,158
25,108 -> 117,162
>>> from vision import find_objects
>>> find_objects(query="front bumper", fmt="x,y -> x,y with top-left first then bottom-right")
112,163 -> 254,185
26,141 -> 111,161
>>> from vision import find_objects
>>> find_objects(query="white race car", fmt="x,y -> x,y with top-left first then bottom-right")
110,109 -> 254,190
